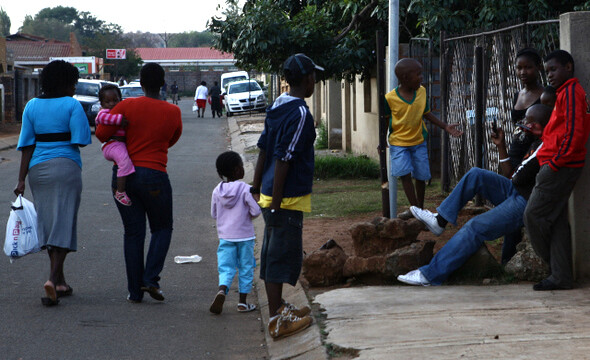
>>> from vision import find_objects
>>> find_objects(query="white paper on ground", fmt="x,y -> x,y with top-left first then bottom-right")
174,254 -> 202,264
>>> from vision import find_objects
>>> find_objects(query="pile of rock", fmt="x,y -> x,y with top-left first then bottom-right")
302,217 -> 434,286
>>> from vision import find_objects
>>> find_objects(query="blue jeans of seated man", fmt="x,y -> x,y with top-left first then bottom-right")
419,168 -> 527,285
112,166 -> 173,301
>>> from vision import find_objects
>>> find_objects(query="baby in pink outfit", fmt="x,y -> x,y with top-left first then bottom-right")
95,84 -> 135,206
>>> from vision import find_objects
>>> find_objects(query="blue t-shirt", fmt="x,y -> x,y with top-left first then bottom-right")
17,96 -> 92,169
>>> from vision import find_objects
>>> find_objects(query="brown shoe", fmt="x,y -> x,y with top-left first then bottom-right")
268,310 -> 312,340
282,301 -> 311,317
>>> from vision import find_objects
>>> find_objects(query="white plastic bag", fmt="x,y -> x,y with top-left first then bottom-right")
4,195 -> 40,259
192,104 -> 198,112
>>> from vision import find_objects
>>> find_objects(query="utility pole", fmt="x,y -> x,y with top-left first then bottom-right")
388,0 -> 399,218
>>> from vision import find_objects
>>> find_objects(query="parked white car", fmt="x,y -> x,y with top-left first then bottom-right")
224,80 -> 266,116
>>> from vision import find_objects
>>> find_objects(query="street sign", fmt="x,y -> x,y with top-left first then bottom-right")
106,49 -> 126,59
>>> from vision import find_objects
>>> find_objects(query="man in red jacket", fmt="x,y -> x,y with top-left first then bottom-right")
524,50 -> 590,291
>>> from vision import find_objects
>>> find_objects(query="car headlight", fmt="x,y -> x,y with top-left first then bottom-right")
91,103 -> 102,113
257,95 -> 265,102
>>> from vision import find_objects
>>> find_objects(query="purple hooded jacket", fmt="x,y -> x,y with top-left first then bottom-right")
211,180 -> 261,240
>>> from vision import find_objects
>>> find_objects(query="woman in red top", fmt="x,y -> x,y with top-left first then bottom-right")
95,63 -> 182,303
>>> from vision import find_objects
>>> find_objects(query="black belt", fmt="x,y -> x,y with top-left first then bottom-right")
35,132 -> 71,142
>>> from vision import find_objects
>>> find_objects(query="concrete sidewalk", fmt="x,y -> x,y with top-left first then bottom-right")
228,114 -> 590,360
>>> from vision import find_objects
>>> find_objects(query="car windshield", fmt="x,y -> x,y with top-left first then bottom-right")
75,83 -> 100,97
228,82 -> 261,94
222,76 -> 248,89
121,87 -> 144,98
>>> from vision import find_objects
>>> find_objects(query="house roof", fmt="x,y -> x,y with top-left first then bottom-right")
135,47 -> 234,61
7,41 -> 74,62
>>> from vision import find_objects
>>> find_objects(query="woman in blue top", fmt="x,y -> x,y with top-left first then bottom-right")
14,60 -> 92,306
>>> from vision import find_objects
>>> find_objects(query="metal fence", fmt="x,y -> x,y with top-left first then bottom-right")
440,20 -> 560,191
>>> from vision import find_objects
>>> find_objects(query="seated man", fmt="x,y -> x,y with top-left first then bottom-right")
398,104 -> 552,286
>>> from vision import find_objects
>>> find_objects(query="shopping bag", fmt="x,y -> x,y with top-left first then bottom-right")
192,104 -> 198,112
4,195 -> 40,259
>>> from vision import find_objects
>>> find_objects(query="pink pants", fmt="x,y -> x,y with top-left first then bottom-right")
102,141 -> 135,177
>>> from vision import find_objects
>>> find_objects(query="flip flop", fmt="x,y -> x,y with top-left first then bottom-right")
56,285 -> 73,298
237,303 -> 256,312
209,290 -> 225,314
42,281 -> 59,307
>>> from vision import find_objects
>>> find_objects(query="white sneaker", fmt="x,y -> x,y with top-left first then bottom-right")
410,206 -> 445,236
397,269 -> 431,286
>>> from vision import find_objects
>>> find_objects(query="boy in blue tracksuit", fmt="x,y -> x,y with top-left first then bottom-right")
251,53 -> 321,340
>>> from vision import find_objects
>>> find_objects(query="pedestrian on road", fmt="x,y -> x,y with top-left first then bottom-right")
209,81 -> 223,118
209,151 -> 261,315
194,81 -> 208,118
524,50 -> 590,291
95,63 -> 182,303
171,81 -> 179,105
251,53 -> 321,340
14,60 -> 92,306
161,81 -> 168,100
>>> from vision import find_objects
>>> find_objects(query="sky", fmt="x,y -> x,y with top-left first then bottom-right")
1,1 -> 232,34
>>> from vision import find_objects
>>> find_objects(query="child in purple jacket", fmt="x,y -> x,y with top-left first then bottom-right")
210,151 -> 261,314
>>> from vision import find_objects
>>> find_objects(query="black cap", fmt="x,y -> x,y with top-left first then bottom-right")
283,53 -> 324,78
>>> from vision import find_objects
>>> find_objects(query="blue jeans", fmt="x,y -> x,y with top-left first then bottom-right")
420,168 -> 527,285
217,239 -> 255,294
112,166 -> 173,301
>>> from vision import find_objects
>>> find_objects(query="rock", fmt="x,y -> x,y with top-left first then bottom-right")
447,245 -> 503,284
342,256 -> 386,278
302,240 -> 348,287
384,240 -> 435,279
504,237 -> 550,282
350,217 -> 425,258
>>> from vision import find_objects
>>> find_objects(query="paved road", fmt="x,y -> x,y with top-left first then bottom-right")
0,99 -> 268,359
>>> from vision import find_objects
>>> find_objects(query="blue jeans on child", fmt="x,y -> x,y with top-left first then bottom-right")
419,168 -> 527,285
217,239 -> 255,294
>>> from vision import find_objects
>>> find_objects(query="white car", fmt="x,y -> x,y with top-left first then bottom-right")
224,80 -> 266,116
120,83 -> 144,99
73,79 -> 119,126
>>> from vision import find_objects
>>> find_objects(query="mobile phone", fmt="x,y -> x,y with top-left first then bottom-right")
492,120 -> 497,133
517,123 -> 531,132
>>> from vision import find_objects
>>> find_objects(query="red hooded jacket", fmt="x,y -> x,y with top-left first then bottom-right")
537,78 -> 590,170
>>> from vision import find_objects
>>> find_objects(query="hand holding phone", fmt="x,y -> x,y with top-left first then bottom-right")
492,120 -> 498,133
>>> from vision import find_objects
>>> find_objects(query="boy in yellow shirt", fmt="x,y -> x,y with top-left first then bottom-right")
385,58 -> 463,219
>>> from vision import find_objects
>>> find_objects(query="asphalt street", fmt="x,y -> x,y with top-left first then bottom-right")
0,99 -> 268,359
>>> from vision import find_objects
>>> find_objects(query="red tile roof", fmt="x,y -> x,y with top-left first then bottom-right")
135,47 -> 234,60
7,41 -> 74,62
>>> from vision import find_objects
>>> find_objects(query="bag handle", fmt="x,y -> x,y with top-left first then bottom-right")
11,194 -> 23,211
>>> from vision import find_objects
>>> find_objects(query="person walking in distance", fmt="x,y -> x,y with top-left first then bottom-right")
194,81 -> 208,118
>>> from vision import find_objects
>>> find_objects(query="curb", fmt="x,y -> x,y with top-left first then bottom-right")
227,116 -> 327,360
0,135 -> 19,152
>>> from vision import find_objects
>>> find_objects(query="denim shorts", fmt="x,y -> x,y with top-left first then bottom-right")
260,208 -> 303,286
389,142 -> 431,180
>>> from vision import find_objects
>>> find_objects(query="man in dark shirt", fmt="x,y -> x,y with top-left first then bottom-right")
170,81 -> 179,105
209,81 -> 222,118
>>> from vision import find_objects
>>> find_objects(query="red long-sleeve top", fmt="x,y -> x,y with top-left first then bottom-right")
95,97 -> 182,172
538,78 -> 590,170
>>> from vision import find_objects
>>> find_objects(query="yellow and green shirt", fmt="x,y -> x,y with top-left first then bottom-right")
258,193 -> 311,213
385,85 -> 430,146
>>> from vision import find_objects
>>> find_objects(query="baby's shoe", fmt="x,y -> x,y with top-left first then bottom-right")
114,191 -> 132,206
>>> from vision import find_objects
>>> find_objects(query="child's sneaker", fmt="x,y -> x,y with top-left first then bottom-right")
209,290 -> 225,314
268,312 -> 312,340
114,191 -> 132,206
282,301 -> 311,317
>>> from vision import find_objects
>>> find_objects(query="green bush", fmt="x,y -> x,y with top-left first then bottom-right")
314,155 -> 380,179
315,121 -> 328,150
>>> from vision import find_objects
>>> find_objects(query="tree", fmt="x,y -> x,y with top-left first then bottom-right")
0,7 -> 11,36
167,31 -> 216,47
208,0 -> 392,81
